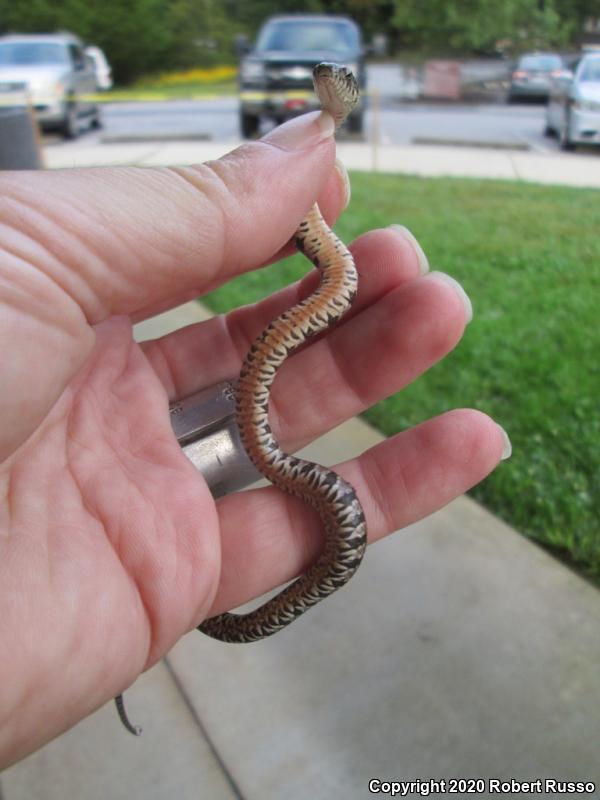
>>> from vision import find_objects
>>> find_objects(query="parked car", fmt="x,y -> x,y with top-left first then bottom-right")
85,45 -> 113,91
237,14 -> 367,138
508,52 -> 566,102
0,32 -> 100,138
545,53 -> 600,150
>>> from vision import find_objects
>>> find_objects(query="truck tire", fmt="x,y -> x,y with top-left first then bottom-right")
347,111 -> 363,135
559,113 -> 575,151
240,110 -> 260,138
90,107 -> 102,129
60,100 -> 79,140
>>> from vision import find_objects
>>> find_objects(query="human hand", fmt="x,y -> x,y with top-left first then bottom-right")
0,111 -> 507,766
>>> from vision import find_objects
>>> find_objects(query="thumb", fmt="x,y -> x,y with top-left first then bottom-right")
0,111 -> 338,461
1,110 -> 337,324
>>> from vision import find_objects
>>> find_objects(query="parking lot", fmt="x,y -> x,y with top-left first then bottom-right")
41,63 -> 593,156
44,97 -> 562,151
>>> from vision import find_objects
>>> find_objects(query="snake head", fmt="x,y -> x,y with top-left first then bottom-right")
312,62 -> 359,129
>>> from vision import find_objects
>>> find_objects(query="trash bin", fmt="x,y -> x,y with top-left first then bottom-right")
0,104 -> 43,169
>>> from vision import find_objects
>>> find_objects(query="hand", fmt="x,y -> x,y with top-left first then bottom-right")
0,111 -> 507,766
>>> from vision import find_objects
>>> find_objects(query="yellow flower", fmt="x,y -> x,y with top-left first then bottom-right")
156,66 -> 237,86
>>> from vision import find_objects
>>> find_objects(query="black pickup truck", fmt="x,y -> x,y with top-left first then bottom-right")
237,14 -> 367,138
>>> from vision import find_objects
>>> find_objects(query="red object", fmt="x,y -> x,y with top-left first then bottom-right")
285,98 -> 307,110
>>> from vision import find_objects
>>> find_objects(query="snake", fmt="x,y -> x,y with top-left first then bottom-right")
115,62 -> 367,733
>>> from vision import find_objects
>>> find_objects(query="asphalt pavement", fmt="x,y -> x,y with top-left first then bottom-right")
87,99 -> 556,152
1,136 -> 599,798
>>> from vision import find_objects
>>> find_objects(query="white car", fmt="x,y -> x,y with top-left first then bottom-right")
546,53 -> 600,150
0,32 -> 100,138
85,45 -> 113,91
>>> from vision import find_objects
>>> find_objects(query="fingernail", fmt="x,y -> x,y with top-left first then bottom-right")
263,110 -> 335,151
334,158 -> 351,209
426,271 -> 473,323
388,224 -> 429,274
497,424 -> 512,460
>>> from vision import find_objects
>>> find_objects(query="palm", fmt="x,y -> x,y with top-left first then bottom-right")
2,317 -> 219,728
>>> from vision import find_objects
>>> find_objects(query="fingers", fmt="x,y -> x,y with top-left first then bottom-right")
271,270 -> 470,451
143,226 -> 469,452
0,111 -> 340,326
204,409 -> 506,617
143,225 -> 430,398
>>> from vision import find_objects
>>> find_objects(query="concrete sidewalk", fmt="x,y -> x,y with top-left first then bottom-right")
3,299 -> 599,800
44,138 -> 600,189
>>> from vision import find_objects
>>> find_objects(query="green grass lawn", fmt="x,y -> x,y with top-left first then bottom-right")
203,172 -> 600,581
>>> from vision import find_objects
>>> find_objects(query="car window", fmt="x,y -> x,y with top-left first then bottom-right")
579,59 -> 600,82
0,41 -> 69,66
68,43 -> 85,68
518,55 -> 562,71
255,20 -> 359,55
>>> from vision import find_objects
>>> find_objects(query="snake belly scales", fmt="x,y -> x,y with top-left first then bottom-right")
115,63 -> 367,734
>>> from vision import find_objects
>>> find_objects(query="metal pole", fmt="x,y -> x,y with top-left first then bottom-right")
370,87 -> 380,173
25,90 -> 45,168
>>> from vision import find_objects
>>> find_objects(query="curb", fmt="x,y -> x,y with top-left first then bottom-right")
100,132 -> 212,144
411,135 -> 530,151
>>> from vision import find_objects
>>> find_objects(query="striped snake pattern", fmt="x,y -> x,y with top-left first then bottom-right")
115,63 -> 366,732
198,63 -> 367,642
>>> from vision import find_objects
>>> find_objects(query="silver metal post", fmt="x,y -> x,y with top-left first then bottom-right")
169,380 -> 261,498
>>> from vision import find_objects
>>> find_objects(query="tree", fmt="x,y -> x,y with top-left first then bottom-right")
0,0 -> 172,83
390,0 -> 574,53
0,0 -> 593,83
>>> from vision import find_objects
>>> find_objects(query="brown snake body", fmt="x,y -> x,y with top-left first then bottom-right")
116,63 -> 366,731
198,63 -> 367,642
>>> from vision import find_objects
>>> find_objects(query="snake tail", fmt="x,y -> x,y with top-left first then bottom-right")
198,203 -> 367,643
114,693 -> 142,736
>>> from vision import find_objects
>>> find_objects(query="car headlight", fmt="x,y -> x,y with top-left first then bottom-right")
240,61 -> 264,82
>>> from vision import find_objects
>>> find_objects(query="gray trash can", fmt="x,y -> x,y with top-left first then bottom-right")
0,105 -> 43,169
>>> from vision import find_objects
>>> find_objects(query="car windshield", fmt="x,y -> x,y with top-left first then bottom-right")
519,55 -> 562,71
0,41 -> 69,66
255,20 -> 359,55
579,59 -> 600,82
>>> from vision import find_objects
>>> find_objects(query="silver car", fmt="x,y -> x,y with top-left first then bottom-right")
0,32 -> 100,139
546,53 -> 600,150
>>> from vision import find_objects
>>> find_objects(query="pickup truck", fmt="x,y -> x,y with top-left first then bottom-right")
237,14 -> 366,138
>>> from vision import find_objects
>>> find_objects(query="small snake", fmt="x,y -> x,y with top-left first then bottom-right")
115,63 -> 366,731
